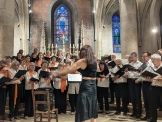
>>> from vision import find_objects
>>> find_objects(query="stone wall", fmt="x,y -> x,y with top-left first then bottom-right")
30,0 -> 93,54
94,0 -> 162,59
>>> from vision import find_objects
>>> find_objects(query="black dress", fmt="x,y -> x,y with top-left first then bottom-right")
75,64 -> 98,122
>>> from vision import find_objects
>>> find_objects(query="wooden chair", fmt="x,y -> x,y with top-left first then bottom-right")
32,91 -> 58,122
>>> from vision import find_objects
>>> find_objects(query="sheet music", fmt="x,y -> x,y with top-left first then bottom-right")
68,74 -> 82,81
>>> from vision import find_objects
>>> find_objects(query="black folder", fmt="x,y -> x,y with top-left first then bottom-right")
114,69 -> 125,78
35,66 -> 41,72
30,77 -> 39,82
96,72 -> 101,77
108,61 -> 116,68
30,58 -> 36,62
101,56 -> 111,61
39,71 -> 50,78
44,57 -> 51,62
49,67 -> 58,71
122,64 -> 137,71
137,63 -> 147,71
0,77 -> 12,86
71,55 -> 78,60
141,71 -> 158,78
155,67 -> 162,75
64,59 -> 66,63
14,70 -> 27,78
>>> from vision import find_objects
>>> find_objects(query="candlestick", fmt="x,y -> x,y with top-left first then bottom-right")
73,44 -> 75,53
70,44 -> 71,54
51,44 -> 54,56
77,44 -> 78,48
48,44 -> 50,51
55,44 -> 57,56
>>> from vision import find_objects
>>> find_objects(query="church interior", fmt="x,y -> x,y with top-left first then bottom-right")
0,0 -> 162,122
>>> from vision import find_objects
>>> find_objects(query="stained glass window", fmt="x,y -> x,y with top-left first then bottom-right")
112,15 -> 121,53
54,5 -> 71,52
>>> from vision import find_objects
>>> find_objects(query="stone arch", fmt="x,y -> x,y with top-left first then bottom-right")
14,0 -> 21,55
149,0 -> 162,51
15,0 -> 29,55
47,0 -> 78,45
101,2 -> 120,57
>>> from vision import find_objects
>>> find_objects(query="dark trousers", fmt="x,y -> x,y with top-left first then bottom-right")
9,84 -> 21,118
142,81 -> 152,117
0,88 -> 6,116
114,83 -> 128,113
69,94 -> 78,112
97,87 -> 109,111
54,89 -> 67,113
109,78 -> 115,102
128,79 -> 142,114
24,90 -> 34,117
151,86 -> 162,122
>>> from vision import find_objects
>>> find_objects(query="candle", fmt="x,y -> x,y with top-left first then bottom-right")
51,44 -> 54,48
73,44 -> 75,48
70,44 -> 71,49
56,44 -> 57,48
77,44 -> 78,48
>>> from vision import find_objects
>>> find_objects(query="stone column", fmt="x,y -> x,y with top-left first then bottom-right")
119,0 -> 138,58
0,0 -> 15,59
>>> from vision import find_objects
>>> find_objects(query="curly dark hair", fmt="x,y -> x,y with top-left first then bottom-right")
79,45 -> 96,67
36,52 -> 44,62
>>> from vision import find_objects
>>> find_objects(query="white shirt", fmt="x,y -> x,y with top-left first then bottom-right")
53,78 -> 67,89
151,64 -> 162,87
38,68 -> 51,88
48,63 -> 59,67
25,71 -> 39,90
68,83 -> 80,94
110,66 -> 119,78
129,60 -> 142,79
8,68 -> 21,84
97,78 -> 109,87
19,65 -> 27,70
113,65 -> 127,83
137,59 -> 154,81
54,78 -> 61,89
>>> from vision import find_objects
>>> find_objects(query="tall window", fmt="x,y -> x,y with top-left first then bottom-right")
112,15 -> 121,53
54,5 -> 71,52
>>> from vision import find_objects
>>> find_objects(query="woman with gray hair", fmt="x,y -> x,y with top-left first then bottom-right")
8,61 -> 25,121
24,62 -> 39,119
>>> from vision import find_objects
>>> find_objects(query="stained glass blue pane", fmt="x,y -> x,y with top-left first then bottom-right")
113,37 -> 120,45
112,15 -> 120,21
54,26 -> 70,34
54,5 -> 71,52
113,45 -> 121,53
112,15 -> 121,53
112,28 -> 120,37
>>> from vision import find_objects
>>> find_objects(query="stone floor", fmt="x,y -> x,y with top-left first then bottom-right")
3,111 -> 162,122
